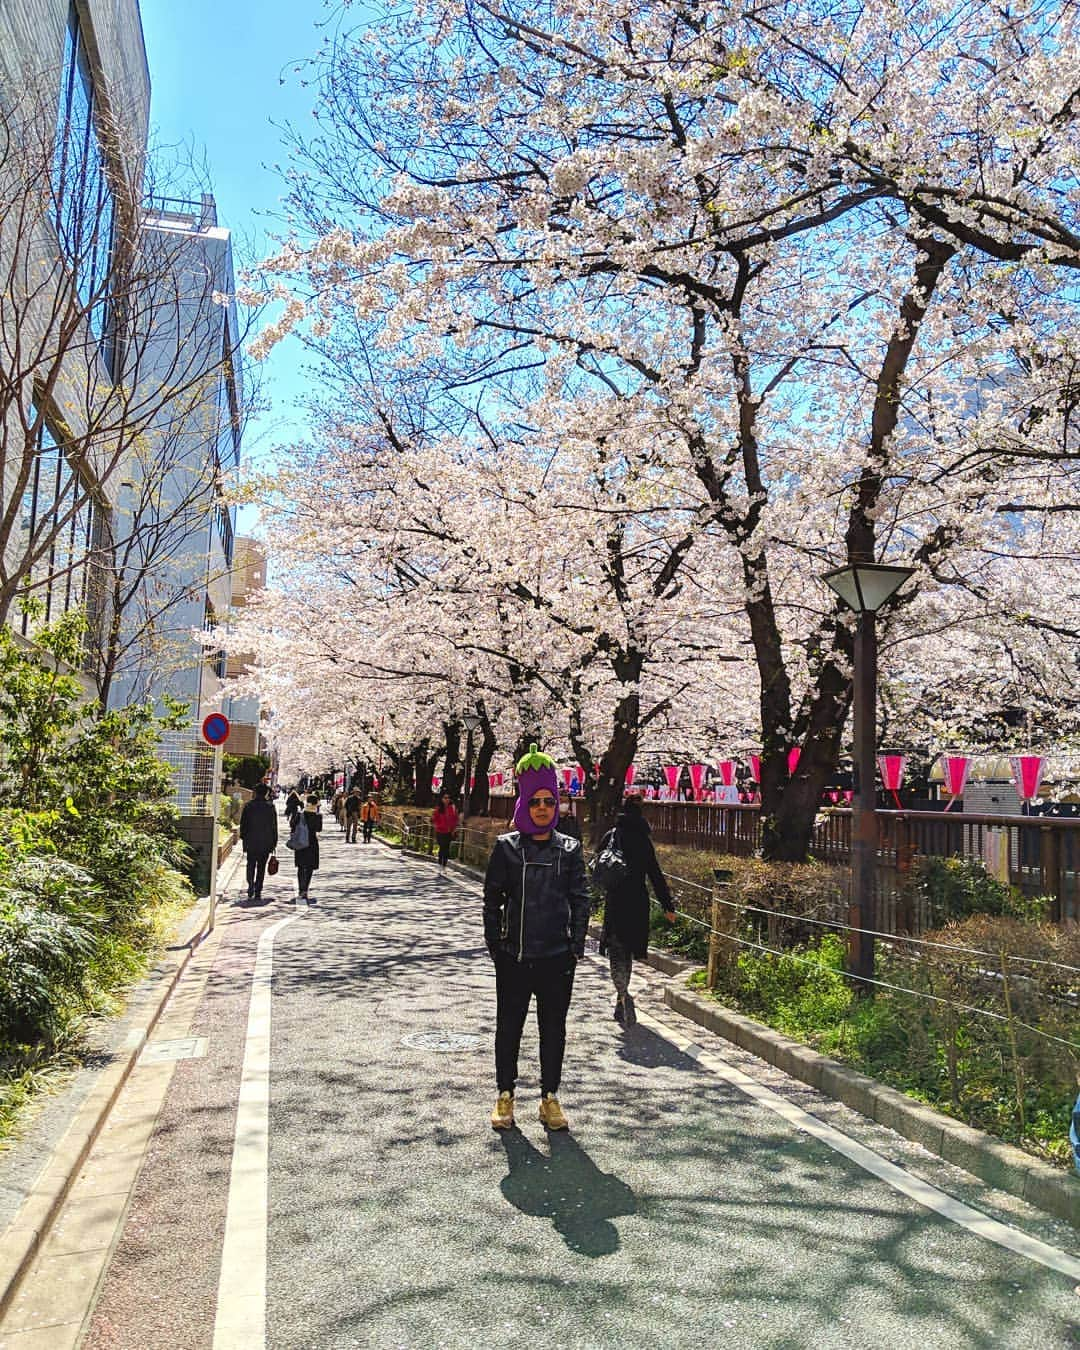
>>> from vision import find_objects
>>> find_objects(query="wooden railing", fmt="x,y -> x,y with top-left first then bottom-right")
489,796 -> 1080,925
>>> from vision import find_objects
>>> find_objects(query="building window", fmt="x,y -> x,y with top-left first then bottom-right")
52,3 -> 117,374
20,405 -> 99,635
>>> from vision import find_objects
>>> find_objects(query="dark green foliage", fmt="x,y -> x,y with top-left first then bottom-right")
0,606 -> 195,1069
914,855 -> 1049,925
223,753 -> 271,789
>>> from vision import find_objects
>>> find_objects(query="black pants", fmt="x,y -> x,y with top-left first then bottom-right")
297,861 -> 315,895
245,851 -> 270,898
436,831 -> 454,867
346,816 -> 359,842
363,818 -> 375,842
494,952 -> 576,1096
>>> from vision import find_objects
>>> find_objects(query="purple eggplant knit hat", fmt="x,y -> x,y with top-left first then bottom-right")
512,743 -> 560,834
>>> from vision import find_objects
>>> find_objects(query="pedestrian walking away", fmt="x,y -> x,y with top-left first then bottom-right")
483,744 -> 589,1134
288,793 -> 324,903
599,792 -> 676,1025
361,793 -> 380,843
238,782 -> 278,903
345,786 -> 362,843
284,788 -> 302,828
431,790 -> 459,872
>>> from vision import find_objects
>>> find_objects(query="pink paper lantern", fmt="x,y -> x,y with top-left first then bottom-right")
689,763 -> 706,800
663,765 -> 682,795
749,754 -> 761,783
939,755 -> 971,810
561,768 -> 573,790
1010,755 -> 1044,803
877,753 -> 906,809
576,766 -> 585,787
625,764 -> 636,787
843,789 -> 854,804
787,747 -> 801,775
432,777 -> 441,790
717,760 -> 736,787
828,790 -> 840,804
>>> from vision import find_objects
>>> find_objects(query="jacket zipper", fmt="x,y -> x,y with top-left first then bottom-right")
519,860 -> 527,959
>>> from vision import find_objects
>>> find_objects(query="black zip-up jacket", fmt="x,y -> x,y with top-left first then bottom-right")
483,830 -> 590,961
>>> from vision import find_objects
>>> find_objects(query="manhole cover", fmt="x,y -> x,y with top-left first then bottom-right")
400,1031 -> 483,1053
138,1036 -> 208,1065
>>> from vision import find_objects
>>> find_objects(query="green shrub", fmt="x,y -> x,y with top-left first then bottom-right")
0,857 -> 103,1043
913,855 -> 1032,925
733,933 -> 853,1038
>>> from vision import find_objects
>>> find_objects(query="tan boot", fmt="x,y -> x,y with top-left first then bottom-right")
538,1093 -> 568,1131
490,1091 -> 515,1131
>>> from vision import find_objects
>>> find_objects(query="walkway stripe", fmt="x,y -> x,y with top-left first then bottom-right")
635,1003 -> 1080,1282
213,913 -> 298,1349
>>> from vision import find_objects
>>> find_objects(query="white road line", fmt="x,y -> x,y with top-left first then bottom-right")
634,1003 -> 1080,1282
213,913 -> 298,1350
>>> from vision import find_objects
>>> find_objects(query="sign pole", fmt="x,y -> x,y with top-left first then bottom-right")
208,740 -> 223,932
200,712 -> 232,933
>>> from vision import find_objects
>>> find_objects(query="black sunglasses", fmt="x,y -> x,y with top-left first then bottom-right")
528,796 -> 557,808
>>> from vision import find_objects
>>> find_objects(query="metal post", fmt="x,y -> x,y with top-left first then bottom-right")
849,611 -> 877,989
208,741 -> 223,932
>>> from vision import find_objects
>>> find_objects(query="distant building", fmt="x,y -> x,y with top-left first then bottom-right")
0,0 -> 150,675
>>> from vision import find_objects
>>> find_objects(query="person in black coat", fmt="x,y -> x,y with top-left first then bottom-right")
239,783 -> 278,904
290,794 -> 323,904
599,794 -> 676,1024
284,789 -> 302,827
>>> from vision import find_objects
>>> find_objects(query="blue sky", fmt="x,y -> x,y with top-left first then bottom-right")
140,0 -> 333,526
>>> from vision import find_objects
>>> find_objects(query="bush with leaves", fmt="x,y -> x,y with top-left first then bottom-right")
0,605 -> 195,1054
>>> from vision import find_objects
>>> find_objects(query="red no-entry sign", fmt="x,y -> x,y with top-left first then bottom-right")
201,712 -> 231,746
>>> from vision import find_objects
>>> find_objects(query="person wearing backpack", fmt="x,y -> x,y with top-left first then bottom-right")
599,794 -> 676,1025
483,745 -> 589,1133
344,788 -> 363,843
288,793 -> 324,903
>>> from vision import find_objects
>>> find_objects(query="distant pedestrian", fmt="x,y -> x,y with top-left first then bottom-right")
599,794 -> 676,1025
239,782 -> 278,904
431,791 -> 459,873
332,790 -> 347,831
556,792 -> 581,841
285,789 -> 302,828
344,787 -> 362,843
289,793 -> 323,904
483,745 -> 589,1133
360,794 -> 380,843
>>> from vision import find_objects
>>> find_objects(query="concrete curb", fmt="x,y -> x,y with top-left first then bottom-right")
661,970 -> 1079,1229
0,850 -> 242,1318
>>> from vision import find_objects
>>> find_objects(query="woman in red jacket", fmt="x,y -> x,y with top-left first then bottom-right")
431,790 -> 460,874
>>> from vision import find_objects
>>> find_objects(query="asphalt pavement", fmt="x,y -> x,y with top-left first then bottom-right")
7,814 -> 1079,1348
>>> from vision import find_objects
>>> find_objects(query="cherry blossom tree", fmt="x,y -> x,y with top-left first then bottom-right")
245,0 -> 1080,855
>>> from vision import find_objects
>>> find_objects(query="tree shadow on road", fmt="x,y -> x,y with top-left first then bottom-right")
498,1128 -> 636,1257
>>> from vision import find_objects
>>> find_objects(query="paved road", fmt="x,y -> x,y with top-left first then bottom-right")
6,816 -> 1079,1348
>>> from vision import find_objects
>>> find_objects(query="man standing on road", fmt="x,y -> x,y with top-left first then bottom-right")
344,787 -> 363,843
360,794 -> 380,843
239,782 -> 278,904
483,745 -> 589,1133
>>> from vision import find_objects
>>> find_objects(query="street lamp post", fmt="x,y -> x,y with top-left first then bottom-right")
822,561 -> 915,990
460,711 -> 482,861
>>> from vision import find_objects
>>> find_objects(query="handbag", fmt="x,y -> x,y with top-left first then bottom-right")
286,816 -> 310,851
267,854 -> 279,876
590,828 -> 627,890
